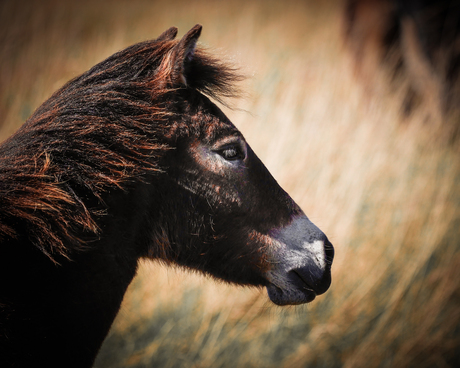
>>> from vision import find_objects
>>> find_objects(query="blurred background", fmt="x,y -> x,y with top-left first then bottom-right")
1,0 -> 459,366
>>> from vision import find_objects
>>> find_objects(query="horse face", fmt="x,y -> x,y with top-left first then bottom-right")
159,92 -> 333,305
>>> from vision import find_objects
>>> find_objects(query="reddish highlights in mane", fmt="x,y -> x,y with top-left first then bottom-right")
0,32 -> 244,263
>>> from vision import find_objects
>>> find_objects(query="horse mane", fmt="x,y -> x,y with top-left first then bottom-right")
0,30 -> 243,263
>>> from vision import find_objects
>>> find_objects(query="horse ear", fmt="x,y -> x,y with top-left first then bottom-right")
156,26 -> 178,42
170,24 -> 202,85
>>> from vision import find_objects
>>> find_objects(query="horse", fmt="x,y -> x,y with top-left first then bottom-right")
0,25 -> 334,367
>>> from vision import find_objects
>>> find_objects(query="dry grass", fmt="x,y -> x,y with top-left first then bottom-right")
1,0 -> 459,367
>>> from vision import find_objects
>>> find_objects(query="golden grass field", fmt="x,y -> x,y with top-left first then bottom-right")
1,0 -> 459,367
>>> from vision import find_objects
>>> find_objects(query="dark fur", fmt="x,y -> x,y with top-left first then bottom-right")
0,26 -> 306,367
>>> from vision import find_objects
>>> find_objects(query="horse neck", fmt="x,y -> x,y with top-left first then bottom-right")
1,237 -> 139,367
0,183 -> 154,367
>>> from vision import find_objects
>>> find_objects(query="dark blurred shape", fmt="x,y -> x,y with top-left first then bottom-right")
344,0 -> 460,118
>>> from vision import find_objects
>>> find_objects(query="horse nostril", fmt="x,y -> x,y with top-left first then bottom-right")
324,238 -> 334,266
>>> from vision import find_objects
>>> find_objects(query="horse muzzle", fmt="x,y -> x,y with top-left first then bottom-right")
265,216 -> 334,306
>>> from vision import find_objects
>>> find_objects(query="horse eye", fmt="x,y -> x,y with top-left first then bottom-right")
218,145 -> 244,161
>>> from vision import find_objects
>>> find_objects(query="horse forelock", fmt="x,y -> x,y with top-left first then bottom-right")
0,35 -> 244,263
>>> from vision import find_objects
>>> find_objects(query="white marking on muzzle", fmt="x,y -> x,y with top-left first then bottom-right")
265,239 -> 327,289
264,216 -> 329,292
263,215 -> 333,304
304,239 -> 326,270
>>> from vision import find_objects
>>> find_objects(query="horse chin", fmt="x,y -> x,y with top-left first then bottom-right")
266,283 -> 316,306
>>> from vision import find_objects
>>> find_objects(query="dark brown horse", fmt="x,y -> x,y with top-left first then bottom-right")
0,25 -> 333,367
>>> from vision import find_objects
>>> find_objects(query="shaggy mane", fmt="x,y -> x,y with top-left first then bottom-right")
0,36 -> 244,262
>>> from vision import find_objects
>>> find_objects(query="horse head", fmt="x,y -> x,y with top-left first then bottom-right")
146,25 -> 334,305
